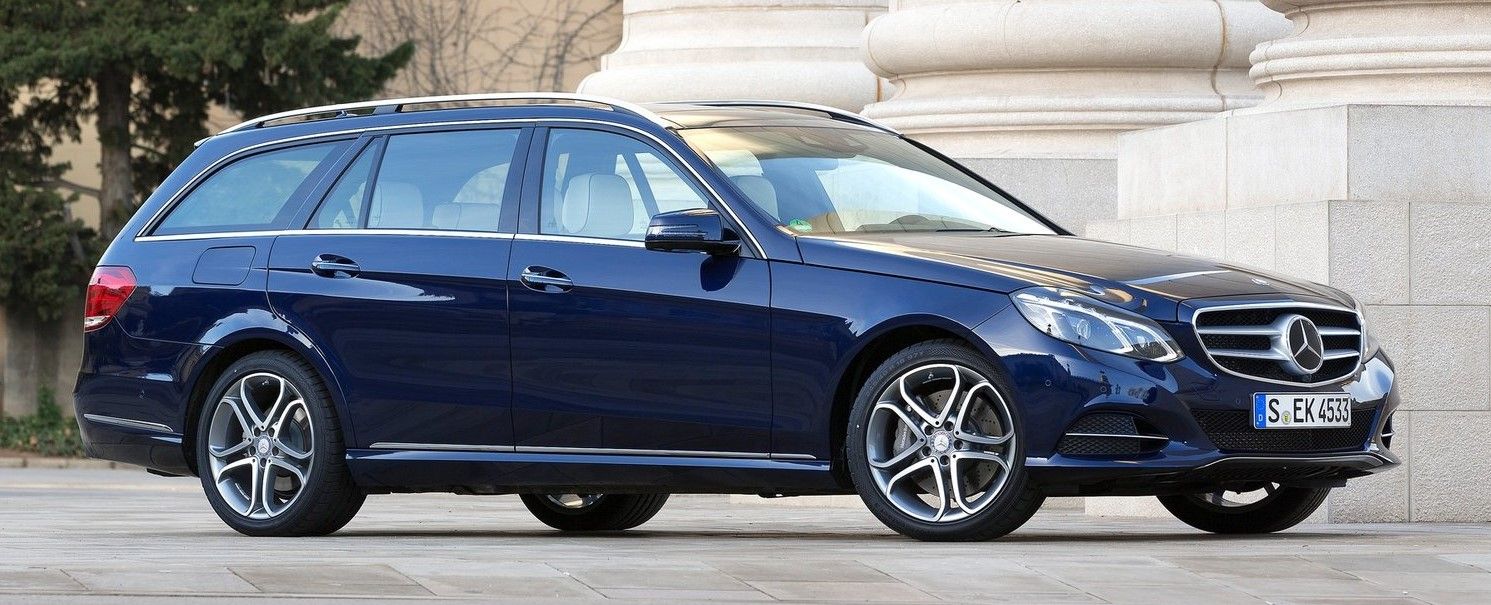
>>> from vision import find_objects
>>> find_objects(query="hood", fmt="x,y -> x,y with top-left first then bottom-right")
795,233 -> 1349,320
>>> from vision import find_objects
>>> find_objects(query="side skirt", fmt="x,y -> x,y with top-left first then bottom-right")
345,448 -> 847,495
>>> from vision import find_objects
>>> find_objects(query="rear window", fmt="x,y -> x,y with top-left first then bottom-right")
153,142 -> 343,236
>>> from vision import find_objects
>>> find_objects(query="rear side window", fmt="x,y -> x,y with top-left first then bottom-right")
311,129 -> 520,232
154,142 -> 342,235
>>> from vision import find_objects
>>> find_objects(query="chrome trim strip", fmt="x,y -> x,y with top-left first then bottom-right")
769,453 -> 820,460
136,228 -> 517,243
1190,300 -> 1366,388
82,414 -> 174,433
1318,327 -> 1362,337
1062,433 -> 1170,441
369,442 -> 516,452
365,442 -> 817,460
1208,348 -> 1288,361
136,117 -> 767,259
218,92 -> 672,135
514,233 -> 645,249
659,100 -> 899,135
517,445 -> 771,459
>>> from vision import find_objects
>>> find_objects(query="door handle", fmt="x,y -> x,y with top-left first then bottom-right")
519,266 -> 573,292
310,255 -> 360,278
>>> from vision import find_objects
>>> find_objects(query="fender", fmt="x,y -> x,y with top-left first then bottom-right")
184,310 -> 358,448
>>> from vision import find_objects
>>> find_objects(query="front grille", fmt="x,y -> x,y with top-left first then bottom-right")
1193,303 -> 1363,385
1056,413 -> 1168,457
1192,406 -> 1376,453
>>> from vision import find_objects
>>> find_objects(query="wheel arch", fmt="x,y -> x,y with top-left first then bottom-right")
181,327 -> 353,475
826,315 -> 997,484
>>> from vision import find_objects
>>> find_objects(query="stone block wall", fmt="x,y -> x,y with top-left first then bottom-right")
1090,103 -> 1491,522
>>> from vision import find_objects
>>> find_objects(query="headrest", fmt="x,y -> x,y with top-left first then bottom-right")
431,202 -> 500,231
730,174 -> 779,219
560,173 -> 634,238
368,182 -> 424,228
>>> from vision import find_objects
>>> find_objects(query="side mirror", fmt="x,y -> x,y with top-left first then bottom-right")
644,208 -> 741,255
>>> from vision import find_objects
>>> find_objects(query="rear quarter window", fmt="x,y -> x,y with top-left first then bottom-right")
152,142 -> 344,236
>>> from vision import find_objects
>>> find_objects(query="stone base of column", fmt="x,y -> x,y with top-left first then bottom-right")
1091,103 -> 1491,523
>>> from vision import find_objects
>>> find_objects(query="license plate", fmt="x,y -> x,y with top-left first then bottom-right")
1253,393 -> 1354,429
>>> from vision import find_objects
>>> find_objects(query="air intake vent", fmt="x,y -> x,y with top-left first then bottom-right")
1056,413 -> 1167,457
1192,406 -> 1376,453
1193,303 -> 1363,385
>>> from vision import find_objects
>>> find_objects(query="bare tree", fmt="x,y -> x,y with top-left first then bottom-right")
345,0 -> 622,95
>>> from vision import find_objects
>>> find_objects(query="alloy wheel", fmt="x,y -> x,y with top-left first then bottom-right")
205,372 -> 315,520
864,363 -> 1017,523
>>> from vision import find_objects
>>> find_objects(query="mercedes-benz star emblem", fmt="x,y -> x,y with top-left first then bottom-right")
1280,314 -> 1324,376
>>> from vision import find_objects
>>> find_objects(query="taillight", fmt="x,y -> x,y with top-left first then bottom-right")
84,266 -> 137,332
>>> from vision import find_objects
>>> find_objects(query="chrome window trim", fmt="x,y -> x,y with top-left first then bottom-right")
136,228 -> 518,242
135,118 -> 767,258
367,442 -> 817,461
82,414 -> 174,433
1189,300 -> 1366,388
514,233 -> 645,249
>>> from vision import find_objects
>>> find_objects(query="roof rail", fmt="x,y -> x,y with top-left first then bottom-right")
658,100 -> 899,135
214,92 -> 674,137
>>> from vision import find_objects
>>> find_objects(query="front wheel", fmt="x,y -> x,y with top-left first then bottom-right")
1158,484 -> 1329,534
520,493 -> 669,531
846,340 -> 1044,541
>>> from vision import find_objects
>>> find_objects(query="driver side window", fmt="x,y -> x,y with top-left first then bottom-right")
539,129 -> 709,241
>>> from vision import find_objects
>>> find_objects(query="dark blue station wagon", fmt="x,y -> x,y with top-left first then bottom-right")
76,93 -> 1400,541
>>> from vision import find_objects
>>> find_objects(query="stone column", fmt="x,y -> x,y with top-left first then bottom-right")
577,0 -> 886,110
1095,0 -> 1491,522
860,0 -> 1289,230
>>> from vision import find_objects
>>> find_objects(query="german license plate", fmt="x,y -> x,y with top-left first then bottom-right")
1253,393 -> 1354,429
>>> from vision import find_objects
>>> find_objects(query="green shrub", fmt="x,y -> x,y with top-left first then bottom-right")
0,387 -> 85,457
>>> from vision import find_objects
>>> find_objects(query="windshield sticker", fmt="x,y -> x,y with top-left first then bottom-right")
787,219 -> 813,232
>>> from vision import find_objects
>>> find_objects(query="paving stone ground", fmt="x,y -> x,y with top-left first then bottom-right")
2,468 -> 1490,604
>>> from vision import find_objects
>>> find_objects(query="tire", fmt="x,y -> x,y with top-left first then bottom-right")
1158,485 -> 1329,534
846,339 -> 1044,541
195,350 -> 365,536
520,493 -> 669,531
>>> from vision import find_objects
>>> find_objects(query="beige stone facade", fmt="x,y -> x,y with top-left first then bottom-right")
1086,0 -> 1491,521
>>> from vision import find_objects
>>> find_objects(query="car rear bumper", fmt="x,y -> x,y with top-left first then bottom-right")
76,412 -> 191,476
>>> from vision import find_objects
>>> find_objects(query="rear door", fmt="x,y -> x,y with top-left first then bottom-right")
267,126 -> 530,449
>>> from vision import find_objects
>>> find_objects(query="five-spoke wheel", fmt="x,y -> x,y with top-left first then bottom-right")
865,363 -> 1017,523
847,340 -> 1043,541
206,372 -> 314,519
196,351 -> 364,536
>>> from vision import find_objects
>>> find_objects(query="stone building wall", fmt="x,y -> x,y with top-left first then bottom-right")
1089,0 -> 1491,522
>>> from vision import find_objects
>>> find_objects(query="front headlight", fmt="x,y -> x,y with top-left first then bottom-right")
1011,287 -> 1183,362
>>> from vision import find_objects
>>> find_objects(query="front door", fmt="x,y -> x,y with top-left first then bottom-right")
267,127 -> 528,449
507,126 -> 774,455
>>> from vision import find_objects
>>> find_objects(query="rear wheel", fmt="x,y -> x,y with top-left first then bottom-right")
196,351 -> 364,536
520,493 -> 669,531
1158,484 -> 1328,534
846,340 -> 1044,541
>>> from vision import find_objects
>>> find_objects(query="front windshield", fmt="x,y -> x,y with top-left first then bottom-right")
679,126 -> 1056,235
